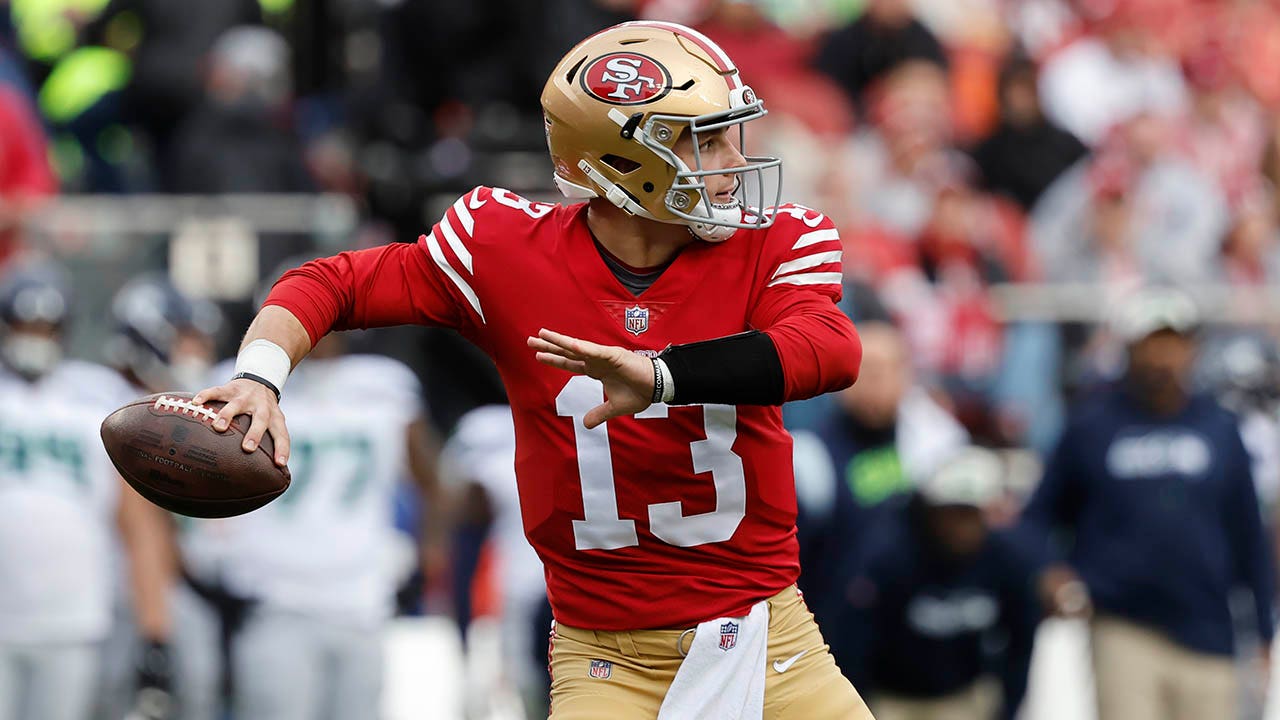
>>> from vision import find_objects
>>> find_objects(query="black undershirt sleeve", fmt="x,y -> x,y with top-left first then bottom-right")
658,330 -> 785,406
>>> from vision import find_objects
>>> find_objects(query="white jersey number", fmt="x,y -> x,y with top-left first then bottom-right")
0,423 -> 88,490
275,435 -> 374,513
556,376 -> 746,551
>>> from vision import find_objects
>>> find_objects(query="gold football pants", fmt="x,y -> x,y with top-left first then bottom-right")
549,585 -> 875,720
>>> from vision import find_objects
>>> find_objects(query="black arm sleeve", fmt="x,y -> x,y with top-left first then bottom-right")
658,330 -> 784,406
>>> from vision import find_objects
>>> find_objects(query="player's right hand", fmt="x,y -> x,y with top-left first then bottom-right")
194,378 -> 291,467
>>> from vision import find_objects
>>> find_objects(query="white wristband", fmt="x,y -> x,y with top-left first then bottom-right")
655,358 -> 675,403
234,339 -> 292,394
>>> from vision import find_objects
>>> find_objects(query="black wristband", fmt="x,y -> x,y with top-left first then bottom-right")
232,371 -> 281,401
657,330 -> 784,406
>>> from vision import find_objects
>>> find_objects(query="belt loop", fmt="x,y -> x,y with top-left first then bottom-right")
617,631 -> 640,658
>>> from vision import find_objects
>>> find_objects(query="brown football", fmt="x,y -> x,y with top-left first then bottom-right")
100,392 -> 290,518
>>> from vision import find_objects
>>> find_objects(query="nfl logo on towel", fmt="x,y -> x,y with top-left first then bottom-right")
624,305 -> 649,335
589,659 -> 613,679
719,622 -> 739,651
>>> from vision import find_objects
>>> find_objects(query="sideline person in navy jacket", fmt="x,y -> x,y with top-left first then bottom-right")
1021,287 -> 1275,720
825,447 -> 1040,720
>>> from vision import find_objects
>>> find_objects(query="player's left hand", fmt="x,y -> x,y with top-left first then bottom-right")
529,328 -> 654,428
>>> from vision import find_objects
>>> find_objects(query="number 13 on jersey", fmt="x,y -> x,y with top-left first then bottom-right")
556,375 -> 746,551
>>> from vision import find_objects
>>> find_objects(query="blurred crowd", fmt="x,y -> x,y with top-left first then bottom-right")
3,0 -> 1280,719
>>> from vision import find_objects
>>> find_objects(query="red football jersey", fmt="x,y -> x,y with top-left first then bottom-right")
267,186 -> 859,629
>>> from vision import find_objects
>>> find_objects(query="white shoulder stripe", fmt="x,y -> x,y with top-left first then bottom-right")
438,214 -> 474,274
452,197 -> 475,236
792,228 -> 840,250
767,272 -> 843,288
772,250 -> 842,279
425,232 -> 486,323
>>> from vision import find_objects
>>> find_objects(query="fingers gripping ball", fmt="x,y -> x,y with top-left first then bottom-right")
100,392 -> 290,518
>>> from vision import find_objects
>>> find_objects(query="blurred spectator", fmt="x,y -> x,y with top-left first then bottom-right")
823,447 -> 1039,720
814,0 -> 947,117
1036,0 -> 1189,145
970,55 -> 1087,211
1220,186 -> 1280,287
0,34 -> 33,100
846,80 -> 1037,440
169,26 -> 315,285
1178,29 -> 1269,208
1020,287 -> 1275,720
37,44 -> 133,192
844,60 -> 953,237
1199,332 -> 1280,515
170,26 -> 311,195
1032,114 -> 1229,287
0,80 -> 54,268
793,319 -> 969,617
1002,0 -> 1082,61
83,0 -> 264,184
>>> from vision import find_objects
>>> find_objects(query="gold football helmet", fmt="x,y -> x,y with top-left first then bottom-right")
541,21 -> 782,241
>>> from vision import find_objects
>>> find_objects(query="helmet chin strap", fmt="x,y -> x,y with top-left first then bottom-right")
574,158 -> 740,242
672,158 -> 742,242
687,215 -> 738,242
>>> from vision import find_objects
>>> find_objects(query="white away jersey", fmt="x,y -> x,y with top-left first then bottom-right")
0,361 -> 135,643
440,405 -> 545,612
211,354 -> 422,625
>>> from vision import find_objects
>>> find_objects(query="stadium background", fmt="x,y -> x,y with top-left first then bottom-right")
4,0 -> 1280,718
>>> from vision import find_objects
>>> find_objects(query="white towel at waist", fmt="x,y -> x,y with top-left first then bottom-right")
657,598 -> 769,720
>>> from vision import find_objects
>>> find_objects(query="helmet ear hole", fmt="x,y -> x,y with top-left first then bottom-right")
564,56 -> 588,84
601,154 -> 641,174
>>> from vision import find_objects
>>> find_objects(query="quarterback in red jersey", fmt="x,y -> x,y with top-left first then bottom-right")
197,20 -> 873,720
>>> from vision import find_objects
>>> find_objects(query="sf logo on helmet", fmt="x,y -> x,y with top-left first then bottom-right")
582,52 -> 671,106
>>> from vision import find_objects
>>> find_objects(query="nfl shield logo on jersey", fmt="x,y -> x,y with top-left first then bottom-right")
719,622 -> 739,651
589,659 -> 613,679
624,305 -> 649,336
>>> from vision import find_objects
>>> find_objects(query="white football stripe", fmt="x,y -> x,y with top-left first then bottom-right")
772,250 -> 843,279
767,272 -> 843,288
425,232 -> 486,323
452,197 -> 475,236
437,214 -> 474,274
792,228 -> 840,250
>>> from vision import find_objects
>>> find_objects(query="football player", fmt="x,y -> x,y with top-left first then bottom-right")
439,404 -> 547,718
208,262 -> 446,720
198,21 -> 872,719
0,263 -> 172,720
108,274 -> 224,396
103,275 -> 228,720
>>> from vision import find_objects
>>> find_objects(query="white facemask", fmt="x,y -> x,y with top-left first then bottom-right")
2,333 -> 61,379
687,194 -> 745,242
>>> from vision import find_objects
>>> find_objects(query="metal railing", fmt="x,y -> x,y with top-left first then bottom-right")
18,193 -> 360,360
